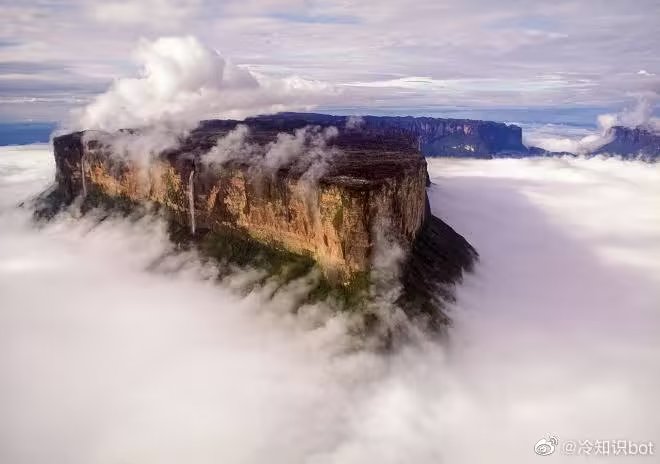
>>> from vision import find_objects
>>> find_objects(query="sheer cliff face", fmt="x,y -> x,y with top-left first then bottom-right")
246,113 -> 528,157
49,120 -> 479,326
53,131 -> 428,283
359,116 -> 526,157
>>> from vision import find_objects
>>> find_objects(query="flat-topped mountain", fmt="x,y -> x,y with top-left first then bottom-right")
234,112 -> 660,159
42,116 -> 478,329
595,125 -> 660,158
229,112 -> 528,157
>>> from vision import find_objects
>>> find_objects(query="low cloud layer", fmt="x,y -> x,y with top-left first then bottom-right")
1,145 -> 659,463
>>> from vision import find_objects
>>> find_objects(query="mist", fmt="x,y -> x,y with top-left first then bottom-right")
203,124 -> 340,181
1,145 -> 659,463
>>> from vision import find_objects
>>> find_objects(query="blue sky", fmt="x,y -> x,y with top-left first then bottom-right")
1,0 -> 659,123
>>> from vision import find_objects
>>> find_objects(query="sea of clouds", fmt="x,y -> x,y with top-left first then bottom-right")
1,144 -> 658,463
2,32 -> 659,463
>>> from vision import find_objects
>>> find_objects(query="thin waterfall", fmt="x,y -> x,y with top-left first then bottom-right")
188,170 -> 196,236
81,156 -> 87,197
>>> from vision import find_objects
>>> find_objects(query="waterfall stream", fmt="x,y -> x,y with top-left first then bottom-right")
81,157 -> 87,198
188,170 -> 196,236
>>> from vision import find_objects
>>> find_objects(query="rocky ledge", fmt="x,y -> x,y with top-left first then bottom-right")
41,116 -> 478,329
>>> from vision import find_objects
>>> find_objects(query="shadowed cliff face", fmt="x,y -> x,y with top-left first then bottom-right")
595,126 -> 660,158
45,119 -> 478,328
528,124 -> 660,159
247,113 -> 660,159
237,113 -> 528,157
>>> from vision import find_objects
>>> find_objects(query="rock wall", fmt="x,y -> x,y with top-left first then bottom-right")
244,113 -> 528,157
52,130 -> 428,283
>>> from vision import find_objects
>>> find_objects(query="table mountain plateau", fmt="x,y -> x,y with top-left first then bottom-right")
36,115 -> 481,331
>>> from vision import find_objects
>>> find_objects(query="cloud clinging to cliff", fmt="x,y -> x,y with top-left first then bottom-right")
201,124 -> 341,189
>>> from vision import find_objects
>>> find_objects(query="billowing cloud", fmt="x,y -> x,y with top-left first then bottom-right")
597,95 -> 660,132
72,36 -> 334,132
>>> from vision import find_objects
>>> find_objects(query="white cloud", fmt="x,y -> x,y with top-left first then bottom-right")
345,115 -> 364,129
72,36 -> 336,131
1,146 -> 659,462
202,124 -> 341,189
343,75 -> 596,98
600,95 -> 660,131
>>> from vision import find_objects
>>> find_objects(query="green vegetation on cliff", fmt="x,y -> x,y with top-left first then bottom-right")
198,225 -> 370,308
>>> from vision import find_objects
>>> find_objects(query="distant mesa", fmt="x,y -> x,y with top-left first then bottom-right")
528,124 -> 660,159
241,113 -> 529,158
594,125 -> 660,158
255,112 -> 659,159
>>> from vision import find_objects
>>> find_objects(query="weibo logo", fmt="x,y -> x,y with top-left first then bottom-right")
534,435 -> 559,456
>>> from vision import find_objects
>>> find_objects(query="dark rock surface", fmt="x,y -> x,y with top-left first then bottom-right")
526,125 -> 660,159
398,198 -> 477,330
231,112 -> 659,159
595,126 -> 660,158
132,111 -> 660,160
525,146 -> 575,157
201,112 -> 528,158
